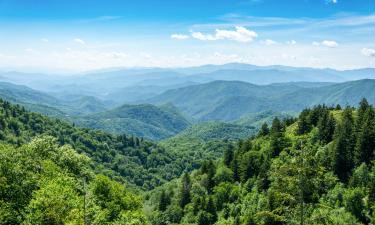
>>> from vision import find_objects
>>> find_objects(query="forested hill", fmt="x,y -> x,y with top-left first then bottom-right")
0,99 -> 208,190
147,99 -> 375,225
76,103 -> 191,140
0,136 -> 147,224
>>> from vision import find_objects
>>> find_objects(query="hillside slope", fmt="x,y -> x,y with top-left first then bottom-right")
77,103 -> 191,140
147,79 -> 375,121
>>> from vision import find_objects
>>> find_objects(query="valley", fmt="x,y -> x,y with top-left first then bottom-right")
1,63 -> 375,224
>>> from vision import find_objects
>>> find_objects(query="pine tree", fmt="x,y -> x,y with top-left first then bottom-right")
206,196 -> 217,223
206,160 -> 216,193
258,122 -> 270,136
355,107 -> 375,165
332,107 -> 356,183
223,145 -> 234,166
231,153 -> 240,182
317,110 -> 336,144
297,109 -> 312,135
270,117 -> 288,157
158,189 -> 171,211
179,173 -> 192,208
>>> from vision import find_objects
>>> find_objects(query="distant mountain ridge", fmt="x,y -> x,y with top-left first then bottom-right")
146,79 -> 375,121
2,63 -> 375,104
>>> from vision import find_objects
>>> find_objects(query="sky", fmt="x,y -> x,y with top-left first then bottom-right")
0,0 -> 375,73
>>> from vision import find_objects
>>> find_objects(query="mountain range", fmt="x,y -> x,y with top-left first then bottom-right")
1,63 -> 375,140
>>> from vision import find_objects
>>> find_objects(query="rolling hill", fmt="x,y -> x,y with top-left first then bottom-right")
146,79 -> 375,121
76,103 -> 191,140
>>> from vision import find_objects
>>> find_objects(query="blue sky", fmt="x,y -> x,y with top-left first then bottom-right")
0,0 -> 375,72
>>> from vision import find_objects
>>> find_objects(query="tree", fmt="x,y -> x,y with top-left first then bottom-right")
317,110 -> 336,144
332,107 -> 355,183
158,190 -> 171,211
258,123 -> 270,137
355,107 -> 375,165
270,117 -> 289,157
223,145 -> 234,167
179,173 -> 192,208
297,109 -> 312,135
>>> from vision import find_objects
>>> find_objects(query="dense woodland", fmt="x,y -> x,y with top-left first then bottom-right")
2,97 -> 375,224
146,99 -> 375,225
0,99 -> 225,190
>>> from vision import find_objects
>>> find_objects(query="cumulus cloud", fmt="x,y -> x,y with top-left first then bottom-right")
322,40 -> 338,48
361,48 -> 375,57
171,34 -> 190,40
261,39 -> 277,45
191,32 -> 216,41
191,26 -> 258,42
313,40 -> 338,48
41,38 -> 49,43
287,40 -> 297,45
74,38 -> 86,45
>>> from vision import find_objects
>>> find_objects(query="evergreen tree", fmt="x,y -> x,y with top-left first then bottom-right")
206,196 -> 217,223
223,145 -> 234,166
332,107 -> 356,183
317,110 -> 336,144
297,109 -> 312,135
231,153 -> 240,182
179,173 -> 192,208
158,190 -> 170,211
258,122 -> 270,136
205,160 -> 216,193
270,117 -> 288,157
355,107 -> 375,165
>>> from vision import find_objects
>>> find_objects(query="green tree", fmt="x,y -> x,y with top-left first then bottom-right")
332,107 -> 355,183
317,110 -> 336,144
158,190 -> 171,211
258,122 -> 270,137
179,173 -> 192,208
297,109 -> 312,135
355,107 -> 375,165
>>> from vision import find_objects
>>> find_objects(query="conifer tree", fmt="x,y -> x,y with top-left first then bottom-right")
270,117 -> 288,157
258,122 -> 270,136
158,189 -> 170,211
179,173 -> 192,208
317,110 -> 336,144
332,107 -> 355,183
355,107 -> 375,165
223,145 -> 234,166
297,109 -> 312,135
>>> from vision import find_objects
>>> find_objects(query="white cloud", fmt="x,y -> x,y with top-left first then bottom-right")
191,26 -> 258,42
313,40 -> 338,48
361,48 -> 375,57
312,41 -> 320,46
326,0 -> 338,4
286,40 -> 297,45
41,38 -> 49,43
74,38 -> 86,45
171,34 -> 190,40
261,39 -> 277,45
191,32 -> 217,41
322,40 -> 339,48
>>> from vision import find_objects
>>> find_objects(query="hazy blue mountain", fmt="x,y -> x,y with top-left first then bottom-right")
2,63 -> 375,105
76,103 -> 191,140
146,79 -> 375,121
